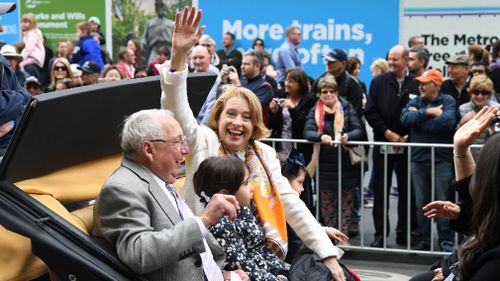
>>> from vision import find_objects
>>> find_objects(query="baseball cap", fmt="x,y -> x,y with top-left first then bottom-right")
88,16 -> 101,25
77,61 -> 101,74
0,44 -> 23,61
323,48 -> 347,62
24,76 -> 41,87
415,69 -> 444,86
445,54 -> 469,66
0,3 -> 16,16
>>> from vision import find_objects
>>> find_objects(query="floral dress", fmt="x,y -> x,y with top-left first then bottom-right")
209,206 -> 288,281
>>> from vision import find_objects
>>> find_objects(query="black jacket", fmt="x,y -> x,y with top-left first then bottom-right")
364,71 -> 419,141
304,98 -> 365,188
312,71 -> 363,119
270,92 -> 315,162
440,77 -> 471,110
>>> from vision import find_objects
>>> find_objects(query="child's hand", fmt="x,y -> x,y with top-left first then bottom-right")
324,227 -> 349,243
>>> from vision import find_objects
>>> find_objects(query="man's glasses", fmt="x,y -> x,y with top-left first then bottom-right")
149,135 -> 187,148
54,66 -> 67,71
472,69 -> 486,74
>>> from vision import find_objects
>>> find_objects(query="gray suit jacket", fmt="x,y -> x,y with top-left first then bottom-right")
92,157 -> 225,281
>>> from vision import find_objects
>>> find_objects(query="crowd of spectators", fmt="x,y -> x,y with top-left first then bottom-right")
2,4 -> 500,279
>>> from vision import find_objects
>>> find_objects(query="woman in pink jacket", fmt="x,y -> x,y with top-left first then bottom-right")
20,13 -> 45,79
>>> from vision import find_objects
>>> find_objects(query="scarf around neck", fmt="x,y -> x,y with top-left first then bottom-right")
219,143 -> 288,259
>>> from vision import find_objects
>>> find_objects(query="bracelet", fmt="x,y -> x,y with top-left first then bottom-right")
453,149 -> 470,158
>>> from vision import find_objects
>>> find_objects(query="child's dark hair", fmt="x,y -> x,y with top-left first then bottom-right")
281,148 -> 306,181
193,156 -> 246,202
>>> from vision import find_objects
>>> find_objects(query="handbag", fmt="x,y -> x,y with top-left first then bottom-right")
344,145 -> 367,166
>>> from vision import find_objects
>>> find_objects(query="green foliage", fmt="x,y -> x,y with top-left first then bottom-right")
111,0 -> 152,62
111,0 -> 193,62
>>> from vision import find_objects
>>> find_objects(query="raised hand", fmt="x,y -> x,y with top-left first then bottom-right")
171,6 -> 205,69
453,106 -> 498,154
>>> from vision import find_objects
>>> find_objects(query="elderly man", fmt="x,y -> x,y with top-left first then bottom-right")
441,54 -> 471,109
276,25 -> 302,85
199,34 -> 220,68
191,45 -> 221,125
365,45 -> 420,248
400,70 -> 456,251
93,109 -> 248,281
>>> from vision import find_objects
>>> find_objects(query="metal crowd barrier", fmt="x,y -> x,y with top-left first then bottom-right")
263,137 -> 483,256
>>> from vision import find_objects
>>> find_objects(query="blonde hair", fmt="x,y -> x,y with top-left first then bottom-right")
370,58 -> 389,73
49,57 -> 73,89
207,85 -> 271,141
467,74 -> 494,96
21,13 -> 37,30
317,75 -> 338,91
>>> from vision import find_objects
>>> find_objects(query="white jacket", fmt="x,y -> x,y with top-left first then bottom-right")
158,61 -> 342,259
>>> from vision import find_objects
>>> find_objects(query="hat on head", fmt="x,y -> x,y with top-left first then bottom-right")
88,16 -> 101,25
415,69 -> 444,86
0,44 -> 23,61
323,48 -> 347,62
0,3 -> 16,16
77,61 -> 101,74
445,54 -> 469,66
24,76 -> 41,87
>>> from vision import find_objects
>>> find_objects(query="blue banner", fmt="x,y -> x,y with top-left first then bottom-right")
0,0 -> 21,44
199,0 -> 400,86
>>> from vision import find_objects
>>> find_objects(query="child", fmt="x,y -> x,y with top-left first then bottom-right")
71,21 -> 104,70
194,156 -> 289,281
282,149 -> 349,263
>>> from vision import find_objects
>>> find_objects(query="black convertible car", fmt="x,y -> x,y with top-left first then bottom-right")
0,73 -> 215,281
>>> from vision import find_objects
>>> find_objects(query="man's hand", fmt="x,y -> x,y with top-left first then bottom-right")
198,194 -> 240,227
408,106 -> 418,112
170,6 -> 205,69
384,129 -> 405,142
426,104 -> 443,117
0,121 -> 14,138
227,66 -> 240,85
323,257 -> 346,281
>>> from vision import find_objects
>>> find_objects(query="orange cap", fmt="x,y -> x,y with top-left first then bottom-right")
415,69 -> 443,86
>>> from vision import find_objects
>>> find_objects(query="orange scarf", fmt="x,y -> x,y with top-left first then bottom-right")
219,143 -> 288,259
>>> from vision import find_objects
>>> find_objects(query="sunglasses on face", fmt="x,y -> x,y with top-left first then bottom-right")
54,66 -> 67,71
471,91 -> 490,96
472,69 -> 485,74
320,89 -> 338,95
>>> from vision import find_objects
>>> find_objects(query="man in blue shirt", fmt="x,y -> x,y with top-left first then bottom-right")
276,25 -> 302,85
400,69 -> 456,252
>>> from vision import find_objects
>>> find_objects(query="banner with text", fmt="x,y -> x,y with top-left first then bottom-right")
0,0 -> 21,44
401,0 -> 500,77
199,0 -> 399,86
18,0 -> 107,51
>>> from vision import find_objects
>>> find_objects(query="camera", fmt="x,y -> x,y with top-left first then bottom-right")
273,98 -> 284,107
